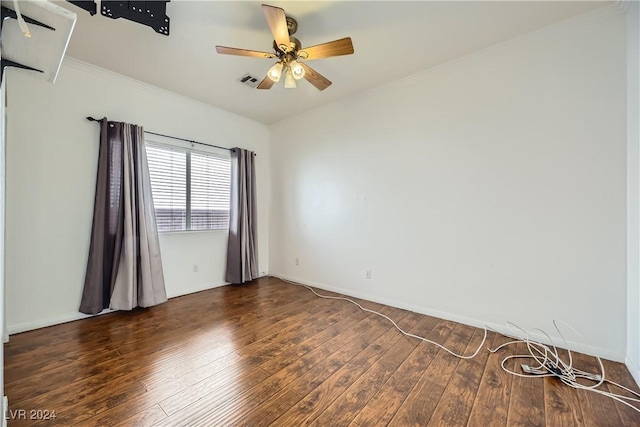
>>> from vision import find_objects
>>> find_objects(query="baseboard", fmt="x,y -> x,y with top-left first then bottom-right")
7,309 -> 115,336
165,281 -> 229,299
626,354 -> 640,387
6,276 -> 273,336
272,273 -> 625,362
165,272 -> 271,299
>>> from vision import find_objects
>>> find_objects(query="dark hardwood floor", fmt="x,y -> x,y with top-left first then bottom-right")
4,276 -> 640,426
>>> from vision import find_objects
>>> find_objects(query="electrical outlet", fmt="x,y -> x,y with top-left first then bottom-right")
192,264 -> 198,273
295,257 -> 299,266
365,270 -> 371,279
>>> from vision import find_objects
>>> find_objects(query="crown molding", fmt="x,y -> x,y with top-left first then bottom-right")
62,56 -> 262,126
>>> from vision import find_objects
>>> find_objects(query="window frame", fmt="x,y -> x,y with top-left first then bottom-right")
145,135 -> 231,234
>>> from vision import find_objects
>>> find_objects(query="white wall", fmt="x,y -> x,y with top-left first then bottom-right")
5,59 -> 270,334
1,76 -> 6,419
270,7 -> 627,360
627,0 -> 640,384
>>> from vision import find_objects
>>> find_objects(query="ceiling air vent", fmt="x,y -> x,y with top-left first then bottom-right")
238,73 -> 260,88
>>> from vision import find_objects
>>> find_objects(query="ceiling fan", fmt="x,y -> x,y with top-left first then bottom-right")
215,4 -> 354,91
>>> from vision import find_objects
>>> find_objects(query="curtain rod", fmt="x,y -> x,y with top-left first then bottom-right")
86,117 -> 232,152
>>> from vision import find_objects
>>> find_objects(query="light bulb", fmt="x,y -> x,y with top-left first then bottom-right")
284,68 -> 296,88
290,60 -> 305,80
267,62 -> 283,82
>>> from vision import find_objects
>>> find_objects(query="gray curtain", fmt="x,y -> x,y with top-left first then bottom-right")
80,119 -> 167,314
225,148 -> 259,284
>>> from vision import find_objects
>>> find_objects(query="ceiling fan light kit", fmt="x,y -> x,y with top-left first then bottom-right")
267,61 -> 283,82
290,60 -> 305,80
215,4 -> 354,91
284,68 -> 296,88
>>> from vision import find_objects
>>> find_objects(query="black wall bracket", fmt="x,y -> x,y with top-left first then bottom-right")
101,1 -> 170,36
1,59 -> 43,74
67,1 -> 97,16
1,59 -> 44,85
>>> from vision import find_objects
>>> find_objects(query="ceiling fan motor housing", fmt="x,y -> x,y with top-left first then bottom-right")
273,36 -> 301,56
286,16 -> 298,35
270,16 -> 300,56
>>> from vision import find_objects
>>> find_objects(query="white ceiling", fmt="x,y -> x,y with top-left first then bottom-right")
60,0 -> 610,124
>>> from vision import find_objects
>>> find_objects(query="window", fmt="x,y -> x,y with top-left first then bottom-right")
145,142 -> 231,232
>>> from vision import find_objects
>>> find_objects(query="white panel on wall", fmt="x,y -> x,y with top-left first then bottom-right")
5,60 -> 270,334
627,0 -> 640,385
0,74 -> 7,421
270,6 -> 627,360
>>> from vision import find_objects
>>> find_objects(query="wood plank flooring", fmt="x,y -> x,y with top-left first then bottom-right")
4,277 -> 640,426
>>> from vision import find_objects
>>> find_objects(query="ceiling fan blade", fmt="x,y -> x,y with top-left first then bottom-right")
298,37 -> 354,60
262,4 -> 290,52
215,46 -> 276,59
300,63 -> 332,91
257,76 -> 275,90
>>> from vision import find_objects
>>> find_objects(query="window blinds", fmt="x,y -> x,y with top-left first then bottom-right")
191,151 -> 231,230
146,143 -> 230,232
